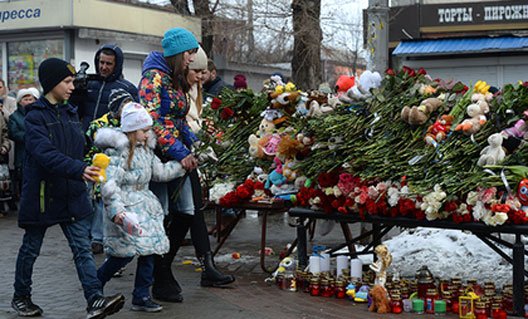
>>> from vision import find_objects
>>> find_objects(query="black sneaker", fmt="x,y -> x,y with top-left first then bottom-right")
131,297 -> 163,312
11,295 -> 43,317
86,294 -> 125,319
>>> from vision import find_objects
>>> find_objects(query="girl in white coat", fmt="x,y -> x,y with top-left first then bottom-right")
95,102 -> 186,312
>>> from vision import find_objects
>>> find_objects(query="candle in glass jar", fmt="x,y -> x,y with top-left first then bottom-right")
390,294 -> 403,314
309,277 -> 320,296
335,280 -> 346,299
475,301 -> 487,319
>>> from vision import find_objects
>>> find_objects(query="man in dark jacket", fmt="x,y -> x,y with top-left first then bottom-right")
76,44 -> 138,132
203,59 -> 232,97
11,58 -> 124,319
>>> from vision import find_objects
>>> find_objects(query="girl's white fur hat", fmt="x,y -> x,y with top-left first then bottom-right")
120,102 -> 153,132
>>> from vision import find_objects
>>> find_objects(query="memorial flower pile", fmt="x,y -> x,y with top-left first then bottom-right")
204,67 -> 528,226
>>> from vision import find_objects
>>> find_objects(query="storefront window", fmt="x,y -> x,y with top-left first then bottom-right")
7,39 -> 63,90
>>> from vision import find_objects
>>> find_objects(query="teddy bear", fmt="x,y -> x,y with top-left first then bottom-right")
401,97 -> 443,126
424,114 -> 454,146
477,133 -> 506,167
368,285 -> 391,314
455,93 -> 490,135
257,118 -> 276,138
92,153 -> 110,183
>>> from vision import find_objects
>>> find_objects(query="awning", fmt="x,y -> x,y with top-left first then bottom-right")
392,36 -> 528,56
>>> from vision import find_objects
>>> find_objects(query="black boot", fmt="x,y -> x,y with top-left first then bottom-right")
199,252 -> 235,287
152,256 -> 183,302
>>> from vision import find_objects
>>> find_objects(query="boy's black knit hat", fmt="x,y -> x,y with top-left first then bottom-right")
38,58 -> 76,95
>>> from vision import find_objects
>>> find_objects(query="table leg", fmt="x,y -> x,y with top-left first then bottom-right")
215,205 -> 222,242
340,222 -> 356,256
259,211 -> 274,273
212,209 -> 243,257
513,234 -> 525,316
297,217 -> 308,270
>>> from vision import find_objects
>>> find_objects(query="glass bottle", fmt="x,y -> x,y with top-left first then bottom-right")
302,273 -> 312,293
484,280 -> 496,292
320,279 -> 333,297
390,294 -> 403,314
502,291 -> 513,313
475,301 -> 487,319
442,291 -> 452,313
425,288 -> 439,314
309,277 -> 320,296
492,302 -> 508,319
276,274 -> 284,289
451,277 -> 462,290
468,278 -> 484,296
335,280 -> 346,299
401,287 -> 410,300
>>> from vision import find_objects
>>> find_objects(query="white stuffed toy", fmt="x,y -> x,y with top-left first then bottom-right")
339,70 -> 382,103
477,133 -> 506,167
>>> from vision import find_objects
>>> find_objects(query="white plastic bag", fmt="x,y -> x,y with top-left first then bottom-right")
121,212 -> 143,236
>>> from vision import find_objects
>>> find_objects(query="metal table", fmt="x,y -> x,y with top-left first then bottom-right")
289,207 -> 528,316
211,201 -> 292,273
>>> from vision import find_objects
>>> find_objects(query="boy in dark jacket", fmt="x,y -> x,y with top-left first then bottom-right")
11,58 -> 124,319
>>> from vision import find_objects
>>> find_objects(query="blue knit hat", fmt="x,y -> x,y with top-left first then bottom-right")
161,28 -> 199,57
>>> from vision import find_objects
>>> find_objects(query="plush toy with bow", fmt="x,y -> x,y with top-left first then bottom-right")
424,115 -> 454,146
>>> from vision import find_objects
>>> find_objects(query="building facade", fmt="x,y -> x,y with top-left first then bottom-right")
389,0 -> 528,87
0,0 -> 200,91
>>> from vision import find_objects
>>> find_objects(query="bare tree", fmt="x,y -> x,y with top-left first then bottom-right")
169,0 -> 191,14
291,0 -> 322,90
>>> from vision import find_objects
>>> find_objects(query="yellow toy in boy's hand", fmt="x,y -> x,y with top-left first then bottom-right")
92,153 -> 110,183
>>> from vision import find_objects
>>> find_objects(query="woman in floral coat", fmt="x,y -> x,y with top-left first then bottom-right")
95,102 -> 186,312
139,27 -> 234,303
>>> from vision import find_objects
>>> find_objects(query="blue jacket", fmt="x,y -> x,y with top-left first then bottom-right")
78,44 -> 138,131
18,97 -> 92,228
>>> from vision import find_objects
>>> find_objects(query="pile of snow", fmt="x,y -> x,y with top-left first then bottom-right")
381,228 -> 524,288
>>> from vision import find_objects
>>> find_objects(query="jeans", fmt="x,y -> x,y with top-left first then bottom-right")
150,181 -> 168,215
168,175 -> 194,216
13,215 -> 103,303
90,198 -> 104,244
97,255 -> 154,303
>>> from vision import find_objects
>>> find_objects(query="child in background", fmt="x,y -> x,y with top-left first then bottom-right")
94,102 -> 186,312
8,88 -> 40,203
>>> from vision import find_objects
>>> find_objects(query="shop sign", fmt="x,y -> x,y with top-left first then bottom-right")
421,1 -> 528,27
0,8 -> 41,23
0,0 -> 70,30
